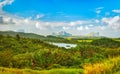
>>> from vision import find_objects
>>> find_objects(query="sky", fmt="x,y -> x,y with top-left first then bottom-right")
0,0 -> 120,37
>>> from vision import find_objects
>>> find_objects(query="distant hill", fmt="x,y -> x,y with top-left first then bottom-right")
52,31 -> 72,37
0,31 -> 45,39
0,31 -> 71,43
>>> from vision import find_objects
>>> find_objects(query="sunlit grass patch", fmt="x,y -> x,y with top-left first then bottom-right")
78,40 -> 93,43
0,67 -> 84,74
83,56 -> 120,74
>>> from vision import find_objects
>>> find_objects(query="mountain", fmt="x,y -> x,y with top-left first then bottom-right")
52,31 -> 72,37
86,32 -> 99,37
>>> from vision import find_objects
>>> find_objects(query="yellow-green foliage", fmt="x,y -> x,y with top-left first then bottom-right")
0,67 -> 84,74
78,40 -> 93,43
114,39 -> 120,42
84,56 -> 120,74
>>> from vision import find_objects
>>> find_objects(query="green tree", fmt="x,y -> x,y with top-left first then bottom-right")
16,34 -> 20,41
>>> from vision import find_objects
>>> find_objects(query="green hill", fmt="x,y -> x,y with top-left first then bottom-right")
0,31 -> 45,39
0,31 -> 71,43
91,38 -> 120,48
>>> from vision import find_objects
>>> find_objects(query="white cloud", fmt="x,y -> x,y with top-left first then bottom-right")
36,14 -> 44,19
102,16 -> 120,30
85,26 -> 89,30
77,26 -> 83,31
1,13 -> 120,37
35,22 -> 46,30
24,19 -> 29,24
62,26 -> 70,30
69,20 -> 90,26
112,9 -> 120,13
100,26 -> 106,30
89,24 -> 93,27
0,0 -> 14,10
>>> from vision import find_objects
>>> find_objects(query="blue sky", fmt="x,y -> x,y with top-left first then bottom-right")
0,0 -> 120,37
3,0 -> 120,21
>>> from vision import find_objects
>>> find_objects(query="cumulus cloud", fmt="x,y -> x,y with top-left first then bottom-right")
102,16 -> 120,30
1,12 -> 98,34
69,20 -> 90,26
0,0 -> 14,10
69,21 -> 83,26
112,9 -> 120,13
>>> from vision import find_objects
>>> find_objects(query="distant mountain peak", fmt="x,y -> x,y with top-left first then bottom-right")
86,32 -> 99,37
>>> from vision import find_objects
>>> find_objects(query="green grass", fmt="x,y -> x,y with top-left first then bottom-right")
0,67 -> 84,74
114,71 -> 120,74
115,40 -> 120,42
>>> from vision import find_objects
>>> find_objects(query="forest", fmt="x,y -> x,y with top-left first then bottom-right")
0,34 -> 120,74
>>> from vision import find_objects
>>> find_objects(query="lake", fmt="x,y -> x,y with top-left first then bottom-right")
50,42 -> 77,49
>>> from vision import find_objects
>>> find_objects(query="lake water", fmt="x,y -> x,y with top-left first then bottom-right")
50,42 -> 77,49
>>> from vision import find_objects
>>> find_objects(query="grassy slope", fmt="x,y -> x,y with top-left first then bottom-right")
0,56 -> 120,74
84,56 -> 120,74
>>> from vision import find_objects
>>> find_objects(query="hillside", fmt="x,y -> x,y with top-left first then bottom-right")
0,31 -> 72,43
0,31 -> 44,38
